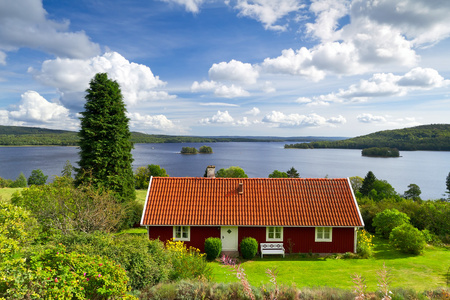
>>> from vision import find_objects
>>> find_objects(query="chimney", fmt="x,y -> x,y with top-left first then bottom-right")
238,182 -> 243,194
206,165 -> 215,178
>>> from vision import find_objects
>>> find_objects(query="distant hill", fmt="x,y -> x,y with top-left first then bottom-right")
285,124 -> 450,151
0,125 -> 345,146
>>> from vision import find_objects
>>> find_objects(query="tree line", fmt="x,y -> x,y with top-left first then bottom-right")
285,124 -> 450,151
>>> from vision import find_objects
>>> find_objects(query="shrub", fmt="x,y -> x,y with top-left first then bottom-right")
372,208 -> 410,238
356,229 -> 374,258
165,239 -> 212,281
240,237 -> 258,259
10,172 -> 27,188
389,223 -> 426,255
204,237 -> 222,261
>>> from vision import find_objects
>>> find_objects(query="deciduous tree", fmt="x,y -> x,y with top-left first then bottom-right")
76,73 -> 135,203
216,166 -> 248,178
27,169 -> 48,186
268,170 -> 288,178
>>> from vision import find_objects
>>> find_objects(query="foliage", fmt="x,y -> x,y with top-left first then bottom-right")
11,177 -> 124,234
27,169 -> 48,186
61,160 -> 74,178
446,172 -> 450,199
180,146 -> 198,154
240,237 -> 258,259
356,229 -> 374,258
360,171 -> 377,197
204,237 -> 222,261
403,183 -> 422,201
10,172 -> 27,188
370,180 -> 399,202
0,177 -> 13,188
165,239 -> 212,281
134,164 -> 169,189
0,244 -> 134,299
76,72 -> 135,203
286,167 -> 300,178
389,223 -> 426,255
372,208 -> 410,239
285,124 -> 450,151
199,145 -> 213,153
349,176 -> 363,193
52,232 -> 171,290
268,170 -> 288,178
361,147 -> 399,157
216,166 -> 248,178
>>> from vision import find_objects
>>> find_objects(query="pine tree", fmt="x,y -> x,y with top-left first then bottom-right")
286,167 -> 300,178
76,73 -> 135,203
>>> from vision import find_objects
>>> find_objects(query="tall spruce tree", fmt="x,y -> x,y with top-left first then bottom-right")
359,171 -> 376,197
76,73 -> 135,202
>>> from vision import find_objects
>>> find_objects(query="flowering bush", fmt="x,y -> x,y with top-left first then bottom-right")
165,238 -> 212,281
0,244 -> 135,299
357,229 -> 374,258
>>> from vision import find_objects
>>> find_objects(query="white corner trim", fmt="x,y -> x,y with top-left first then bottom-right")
140,176 -> 153,226
347,177 -> 365,227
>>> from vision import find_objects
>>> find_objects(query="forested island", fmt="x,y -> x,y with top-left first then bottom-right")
285,124 -> 450,151
361,147 -> 400,157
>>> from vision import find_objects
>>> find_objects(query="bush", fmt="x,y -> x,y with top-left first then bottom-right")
389,223 -> 426,255
10,172 -> 27,188
240,237 -> 258,259
356,229 -> 374,258
372,208 -> 410,238
204,237 -> 222,261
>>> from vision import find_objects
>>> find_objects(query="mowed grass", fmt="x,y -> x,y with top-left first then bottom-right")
211,238 -> 450,292
0,187 -> 23,202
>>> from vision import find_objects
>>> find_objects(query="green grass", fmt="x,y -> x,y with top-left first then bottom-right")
211,238 -> 450,292
0,187 -> 23,202
135,189 -> 148,204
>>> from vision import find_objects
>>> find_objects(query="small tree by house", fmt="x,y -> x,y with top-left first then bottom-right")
269,170 -> 288,178
216,166 -> 248,178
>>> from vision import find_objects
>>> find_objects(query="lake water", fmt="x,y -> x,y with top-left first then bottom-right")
0,142 -> 448,200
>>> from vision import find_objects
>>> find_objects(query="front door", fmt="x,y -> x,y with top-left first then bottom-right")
221,226 -> 238,251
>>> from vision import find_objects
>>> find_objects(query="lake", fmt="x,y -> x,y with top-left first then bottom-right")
0,142 -> 448,200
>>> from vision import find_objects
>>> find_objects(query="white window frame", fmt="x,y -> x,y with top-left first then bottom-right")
173,226 -> 190,241
266,226 -> 283,241
315,227 -> 332,242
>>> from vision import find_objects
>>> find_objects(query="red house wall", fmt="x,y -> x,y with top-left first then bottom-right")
147,226 -> 355,254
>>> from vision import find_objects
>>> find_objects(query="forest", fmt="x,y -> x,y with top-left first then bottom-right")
285,124 -> 450,151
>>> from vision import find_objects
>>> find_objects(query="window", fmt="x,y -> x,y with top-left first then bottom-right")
315,227 -> 332,242
173,226 -> 190,241
266,227 -> 283,241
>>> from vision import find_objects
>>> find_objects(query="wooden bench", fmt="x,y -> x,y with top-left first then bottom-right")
260,243 -> 285,258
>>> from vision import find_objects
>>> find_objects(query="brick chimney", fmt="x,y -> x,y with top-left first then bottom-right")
206,165 -> 215,178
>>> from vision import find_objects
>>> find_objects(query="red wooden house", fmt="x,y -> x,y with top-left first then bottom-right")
140,173 -> 364,255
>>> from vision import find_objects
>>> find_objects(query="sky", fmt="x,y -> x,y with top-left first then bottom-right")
0,0 -> 449,137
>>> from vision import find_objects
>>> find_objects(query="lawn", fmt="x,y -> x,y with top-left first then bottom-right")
211,238 -> 450,292
0,187 -> 23,202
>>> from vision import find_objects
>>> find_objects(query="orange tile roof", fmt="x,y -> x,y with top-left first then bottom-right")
141,177 -> 364,227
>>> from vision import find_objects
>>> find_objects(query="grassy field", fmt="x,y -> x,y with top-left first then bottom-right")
0,187 -> 23,202
211,238 -> 450,292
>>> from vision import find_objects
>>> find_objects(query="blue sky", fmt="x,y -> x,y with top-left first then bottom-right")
0,0 -> 449,137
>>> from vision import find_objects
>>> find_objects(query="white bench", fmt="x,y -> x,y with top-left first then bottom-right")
260,243 -> 285,258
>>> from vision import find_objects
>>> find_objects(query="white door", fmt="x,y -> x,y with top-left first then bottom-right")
221,226 -> 238,251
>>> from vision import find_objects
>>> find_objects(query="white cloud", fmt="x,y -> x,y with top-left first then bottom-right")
3,91 -> 78,129
236,116 -> 254,126
214,84 -> 250,98
262,111 -> 343,127
234,0 -> 304,31
209,59 -> 259,85
191,80 -> 217,92
160,0 -> 206,13
127,112 -> 177,131
0,51 -> 6,65
261,81 -> 276,93
200,110 -> 235,124
0,0 -> 100,60
199,102 -> 239,107
357,113 -> 387,123
306,0 -> 349,41
245,107 -> 260,116
30,52 -> 175,109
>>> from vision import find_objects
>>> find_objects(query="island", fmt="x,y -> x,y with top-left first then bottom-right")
361,147 -> 399,157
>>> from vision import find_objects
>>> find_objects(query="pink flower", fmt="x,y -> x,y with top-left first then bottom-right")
54,278 -> 58,283
98,274 -> 102,278
84,272 -> 86,276
99,263 -> 103,266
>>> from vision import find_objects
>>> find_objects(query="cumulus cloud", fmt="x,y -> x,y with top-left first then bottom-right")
209,59 -> 259,85
245,107 -> 260,116
200,110 -> 235,124
262,111 -> 344,127
191,80 -> 250,98
306,0 -> 349,41
2,91 -> 78,129
127,112 -> 177,131
30,52 -> 175,109
299,67 -> 449,105
160,0 -> 207,13
357,113 -> 387,123
0,0 -> 100,60
234,0 -> 304,31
